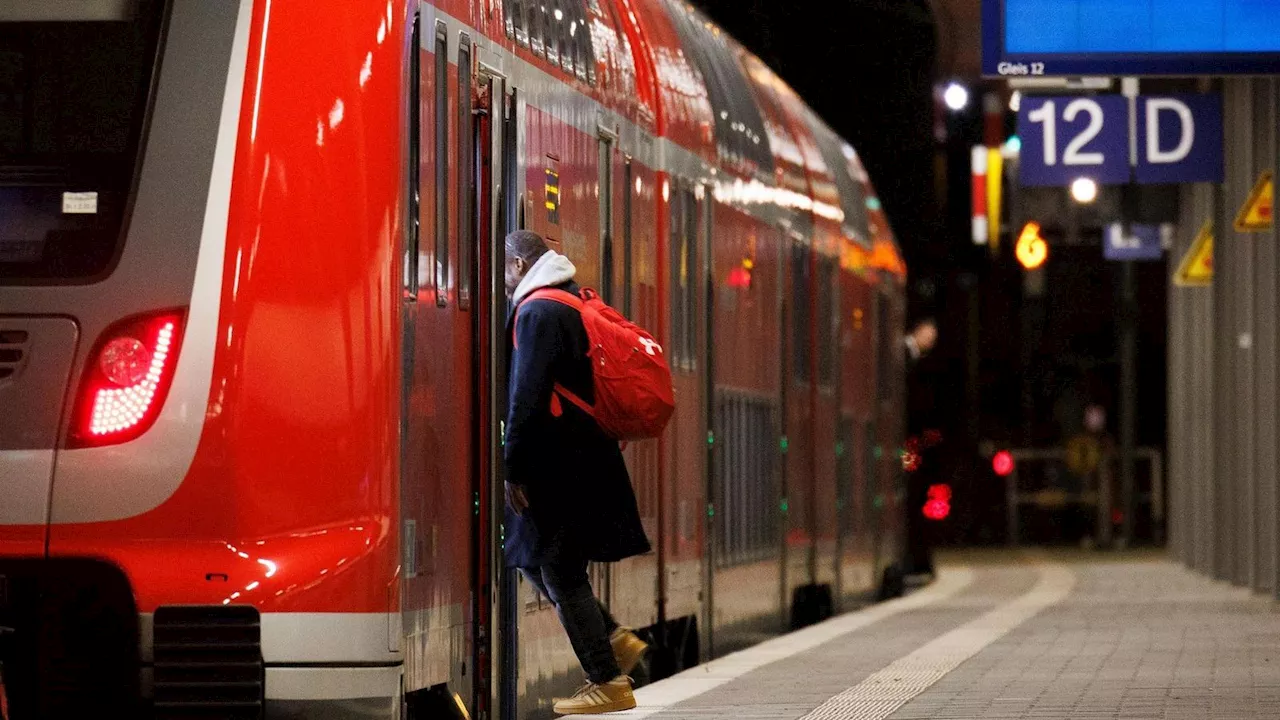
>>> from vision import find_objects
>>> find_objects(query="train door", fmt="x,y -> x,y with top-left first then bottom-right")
490,80 -> 520,720
401,13 -> 478,716
592,132 -> 616,613
400,18 -> 516,720
473,62 -> 513,720
700,184 -> 716,659
467,64 -> 520,720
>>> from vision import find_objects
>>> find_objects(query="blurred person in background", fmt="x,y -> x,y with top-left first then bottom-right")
903,318 -> 938,578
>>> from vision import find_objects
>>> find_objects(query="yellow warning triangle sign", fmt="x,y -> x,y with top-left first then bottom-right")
1234,171 -> 1272,232
1174,222 -> 1213,287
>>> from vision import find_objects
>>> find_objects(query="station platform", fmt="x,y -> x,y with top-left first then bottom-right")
623,549 -> 1280,720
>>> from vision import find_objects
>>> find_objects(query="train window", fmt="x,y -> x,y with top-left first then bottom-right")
544,1 -> 561,67
0,0 -> 166,283
456,34 -> 473,310
598,138 -> 613,304
622,159 -> 633,318
668,185 -> 684,368
661,0 -> 773,176
434,22 -> 448,307
506,0 -> 529,46
406,11 -> 421,298
790,244 -> 811,383
817,257 -> 836,386
807,114 -> 870,247
684,188 -> 699,369
559,0 -> 577,76
529,1 -> 544,57
668,182 -> 697,370
876,293 -> 893,401
568,0 -> 591,83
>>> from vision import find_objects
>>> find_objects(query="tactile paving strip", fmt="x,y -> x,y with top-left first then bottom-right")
798,564 -> 1075,720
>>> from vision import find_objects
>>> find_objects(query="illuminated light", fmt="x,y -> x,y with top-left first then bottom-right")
943,81 -> 969,111
100,337 -> 151,386
923,483 -> 952,521
1016,222 -> 1049,270
902,450 -> 921,472
245,581 -> 260,591
80,317 -> 181,443
1004,134 -> 1021,156
727,266 -> 751,290
992,450 -> 1015,477
1009,90 -> 1022,112
1071,177 -> 1098,204
634,176 -> 643,194
223,598 -> 231,605
360,52 -> 373,87
377,18 -> 386,44
661,179 -> 670,202
258,558 -> 278,577
238,552 -> 249,559
569,21 -> 576,36
554,8 -> 563,20
230,592 -> 240,600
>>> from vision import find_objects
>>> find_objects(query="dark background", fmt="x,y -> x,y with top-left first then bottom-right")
692,0 -> 1169,546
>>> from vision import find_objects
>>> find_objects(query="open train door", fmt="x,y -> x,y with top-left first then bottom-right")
472,63 -> 521,720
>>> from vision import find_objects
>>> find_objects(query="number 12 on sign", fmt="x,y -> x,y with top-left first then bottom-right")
1019,96 -> 1130,186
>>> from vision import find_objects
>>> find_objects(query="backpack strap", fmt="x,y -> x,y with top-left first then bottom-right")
512,287 -> 597,420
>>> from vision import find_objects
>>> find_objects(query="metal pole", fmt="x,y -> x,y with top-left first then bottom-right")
1119,77 -> 1139,550
1120,262 -> 1137,548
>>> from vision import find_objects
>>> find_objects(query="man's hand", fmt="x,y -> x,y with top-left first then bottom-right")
506,482 -> 530,515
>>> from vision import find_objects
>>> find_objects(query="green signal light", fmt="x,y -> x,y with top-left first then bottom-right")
780,436 -> 789,453
780,498 -> 789,513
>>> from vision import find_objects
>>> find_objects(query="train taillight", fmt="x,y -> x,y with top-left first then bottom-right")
68,310 -> 186,448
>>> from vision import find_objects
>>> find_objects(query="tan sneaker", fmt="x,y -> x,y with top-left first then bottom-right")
610,628 -> 648,675
553,675 -> 636,715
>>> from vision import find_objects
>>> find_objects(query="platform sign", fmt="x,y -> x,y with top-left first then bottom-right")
1134,95 -> 1224,184
1173,222 -> 1213,287
983,0 -> 1280,77
1234,171 -> 1273,232
1105,223 -> 1168,261
1018,94 -> 1223,187
1017,95 -> 1129,186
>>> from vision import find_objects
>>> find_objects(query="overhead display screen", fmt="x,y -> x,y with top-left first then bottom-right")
984,0 -> 1280,77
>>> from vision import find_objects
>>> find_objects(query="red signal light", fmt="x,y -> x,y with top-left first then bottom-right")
992,450 -> 1015,477
68,310 -> 185,448
923,483 -> 951,521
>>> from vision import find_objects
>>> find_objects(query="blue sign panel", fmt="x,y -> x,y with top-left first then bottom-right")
1135,95 -> 1224,184
984,0 -> 1280,76
1104,223 -> 1167,261
1017,95 -> 1130,187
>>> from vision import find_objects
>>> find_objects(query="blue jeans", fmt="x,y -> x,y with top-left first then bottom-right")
521,560 -> 621,684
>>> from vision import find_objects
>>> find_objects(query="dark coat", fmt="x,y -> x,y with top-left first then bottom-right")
503,280 -> 652,568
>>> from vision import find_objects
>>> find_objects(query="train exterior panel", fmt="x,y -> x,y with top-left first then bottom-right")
0,0 -> 907,717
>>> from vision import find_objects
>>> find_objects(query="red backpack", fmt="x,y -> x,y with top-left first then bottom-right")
516,287 -> 675,441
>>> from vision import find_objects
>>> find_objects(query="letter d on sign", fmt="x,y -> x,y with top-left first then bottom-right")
1136,94 -> 1223,184
1146,98 -> 1194,164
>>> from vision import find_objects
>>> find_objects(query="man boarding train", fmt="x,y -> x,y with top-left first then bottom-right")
503,230 -> 675,715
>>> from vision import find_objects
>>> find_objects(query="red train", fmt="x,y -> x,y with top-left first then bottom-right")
0,0 -> 907,718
